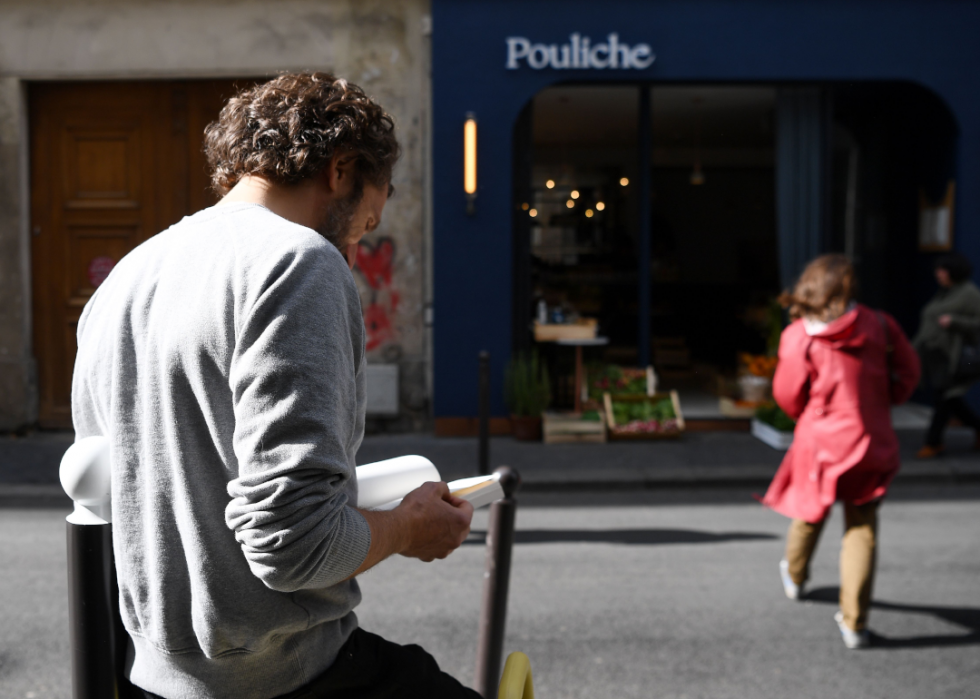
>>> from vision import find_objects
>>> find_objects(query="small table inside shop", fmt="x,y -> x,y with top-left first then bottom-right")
555,337 -> 610,413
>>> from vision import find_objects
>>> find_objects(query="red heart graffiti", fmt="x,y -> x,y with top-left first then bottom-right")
364,302 -> 395,351
355,238 -> 394,290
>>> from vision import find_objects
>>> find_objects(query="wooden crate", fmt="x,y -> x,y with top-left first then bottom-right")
543,410 -> 607,444
533,318 -> 597,342
603,391 -> 685,440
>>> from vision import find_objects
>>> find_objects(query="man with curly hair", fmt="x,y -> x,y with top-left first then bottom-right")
71,73 -> 479,699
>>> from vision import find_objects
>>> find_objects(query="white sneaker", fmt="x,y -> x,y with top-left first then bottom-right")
834,611 -> 870,649
779,559 -> 803,600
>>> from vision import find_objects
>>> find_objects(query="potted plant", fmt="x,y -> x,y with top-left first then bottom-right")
752,402 -> 796,450
504,351 -> 551,441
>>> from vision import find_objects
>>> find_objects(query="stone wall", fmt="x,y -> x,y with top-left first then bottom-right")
0,0 -> 432,431
0,78 -> 35,429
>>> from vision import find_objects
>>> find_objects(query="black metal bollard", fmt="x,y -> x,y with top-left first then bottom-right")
475,466 -> 521,698
66,523 -> 125,699
478,351 -> 490,475
60,437 -> 127,699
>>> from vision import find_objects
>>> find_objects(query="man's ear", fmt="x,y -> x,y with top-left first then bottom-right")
325,153 -> 357,194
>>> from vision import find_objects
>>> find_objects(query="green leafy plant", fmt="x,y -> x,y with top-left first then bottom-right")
504,351 -> 552,417
755,402 -> 796,432
766,298 -> 785,357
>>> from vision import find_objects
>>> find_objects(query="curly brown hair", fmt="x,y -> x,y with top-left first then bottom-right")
204,72 -> 400,195
779,254 -> 858,321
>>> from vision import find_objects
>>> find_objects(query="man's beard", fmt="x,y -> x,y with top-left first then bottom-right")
315,179 -> 364,251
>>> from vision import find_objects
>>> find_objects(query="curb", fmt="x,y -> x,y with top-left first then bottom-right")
2,463 -> 978,506
0,484 -> 72,508
517,469 -> 980,494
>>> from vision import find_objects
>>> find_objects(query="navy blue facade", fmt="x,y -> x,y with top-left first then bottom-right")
432,0 -> 980,418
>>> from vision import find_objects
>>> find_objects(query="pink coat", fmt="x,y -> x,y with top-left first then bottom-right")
762,305 -> 920,523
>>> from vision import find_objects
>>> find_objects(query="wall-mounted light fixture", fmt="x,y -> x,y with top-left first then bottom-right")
464,112 -> 477,215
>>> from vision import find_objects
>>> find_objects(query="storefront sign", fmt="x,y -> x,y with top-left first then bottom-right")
506,33 -> 654,70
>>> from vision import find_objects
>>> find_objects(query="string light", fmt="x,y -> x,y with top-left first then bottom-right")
619,177 -> 629,187
595,201 -> 606,211
546,179 -> 556,189
585,209 -> 594,218
570,190 -> 580,199
529,208 -> 538,217
521,202 -> 529,210
566,199 -> 575,208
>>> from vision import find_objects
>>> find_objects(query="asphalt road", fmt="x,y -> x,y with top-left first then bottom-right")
2,489 -> 978,699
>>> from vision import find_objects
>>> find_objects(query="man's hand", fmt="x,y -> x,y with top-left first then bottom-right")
348,481 -> 474,578
397,482 -> 474,561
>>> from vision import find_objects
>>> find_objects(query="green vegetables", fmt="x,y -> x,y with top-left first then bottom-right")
589,364 -> 647,399
755,402 -> 796,432
612,398 -> 676,425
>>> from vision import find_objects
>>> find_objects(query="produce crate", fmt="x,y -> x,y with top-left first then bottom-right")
751,418 -> 794,450
533,318 -> 598,342
603,391 -> 685,440
543,410 -> 607,444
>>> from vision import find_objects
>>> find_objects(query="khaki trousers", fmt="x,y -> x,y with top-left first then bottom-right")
785,500 -> 880,631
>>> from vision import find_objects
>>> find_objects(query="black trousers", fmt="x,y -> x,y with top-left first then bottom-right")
925,395 -> 980,446
140,628 -> 480,699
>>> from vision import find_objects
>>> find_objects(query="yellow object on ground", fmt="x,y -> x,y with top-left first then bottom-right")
498,652 -> 534,699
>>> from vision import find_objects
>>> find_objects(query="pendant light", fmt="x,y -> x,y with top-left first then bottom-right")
690,97 -> 705,186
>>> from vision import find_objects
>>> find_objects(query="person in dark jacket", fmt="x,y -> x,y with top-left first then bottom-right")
913,253 -> 980,458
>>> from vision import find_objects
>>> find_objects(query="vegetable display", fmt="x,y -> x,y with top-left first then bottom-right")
610,397 -> 679,435
588,364 -> 647,400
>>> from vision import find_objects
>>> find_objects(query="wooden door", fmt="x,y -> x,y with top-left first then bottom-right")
30,80 -> 244,428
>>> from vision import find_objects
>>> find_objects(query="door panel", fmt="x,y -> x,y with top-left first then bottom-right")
186,80 -> 250,213
63,125 -> 142,208
30,80 -> 245,428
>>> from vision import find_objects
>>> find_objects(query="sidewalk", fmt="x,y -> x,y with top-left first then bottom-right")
3,426 -> 979,507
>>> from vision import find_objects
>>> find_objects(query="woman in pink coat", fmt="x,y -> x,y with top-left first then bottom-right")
762,255 -> 920,649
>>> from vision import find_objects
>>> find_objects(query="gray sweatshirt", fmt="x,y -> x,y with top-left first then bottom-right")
72,204 -> 372,699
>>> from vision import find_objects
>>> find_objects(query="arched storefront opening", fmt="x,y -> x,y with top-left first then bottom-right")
512,81 -> 958,417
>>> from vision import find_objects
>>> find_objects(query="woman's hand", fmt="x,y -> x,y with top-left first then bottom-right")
938,314 -> 952,328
